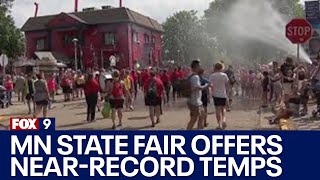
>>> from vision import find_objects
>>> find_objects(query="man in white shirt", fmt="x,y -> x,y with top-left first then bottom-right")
187,60 -> 209,130
209,62 -> 229,130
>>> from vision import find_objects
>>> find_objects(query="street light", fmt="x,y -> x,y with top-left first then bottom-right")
72,38 -> 78,70
177,50 -> 181,64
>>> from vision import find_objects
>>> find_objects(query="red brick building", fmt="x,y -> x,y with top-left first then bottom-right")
21,7 -> 164,69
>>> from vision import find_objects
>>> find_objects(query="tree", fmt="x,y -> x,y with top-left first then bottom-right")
203,0 -> 305,65
0,0 -> 24,58
162,10 -> 212,66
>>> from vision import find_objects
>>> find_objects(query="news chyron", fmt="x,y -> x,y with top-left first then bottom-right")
10,117 -> 55,131
4,118 -> 316,179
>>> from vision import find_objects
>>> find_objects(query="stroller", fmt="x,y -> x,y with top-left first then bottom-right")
0,85 -> 9,108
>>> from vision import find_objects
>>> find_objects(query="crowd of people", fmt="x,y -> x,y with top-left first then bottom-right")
1,56 -> 320,130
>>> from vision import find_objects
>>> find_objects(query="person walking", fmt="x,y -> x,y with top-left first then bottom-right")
130,69 -> 139,100
186,60 -> 209,130
280,57 -> 296,107
47,74 -> 56,101
160,69 -> 171,105
171,68 -> 181,102
209,62 -> 229,130
199,69 -> 210,127
14,73 -> 26,102
83,73 -> 100,122
25,73 -> 35,115
124,70 -> 134,111
224,65 -> 235,111
61,73 -> 73,102
33,73 -> 50,118
4,75 -> 14,105
74,71 -> 85,99
108,70 -> 128,129
144,69 -> 165,127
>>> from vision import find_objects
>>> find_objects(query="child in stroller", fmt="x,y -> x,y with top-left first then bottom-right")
0,85 -> 9,108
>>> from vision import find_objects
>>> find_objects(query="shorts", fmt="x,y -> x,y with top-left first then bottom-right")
213,97 -> 227,107
165,84 -> 171,93
283,83 -> 292,95
26,93 -> 33,101
109,99 -> 124,109
201,95 -> 209,107
62,86 -> 72,94
172,81 -> 180,93
187,103 -> 204,117
145,96 -> 162,106
35,99 -> 49,106
75,83 -> 82,89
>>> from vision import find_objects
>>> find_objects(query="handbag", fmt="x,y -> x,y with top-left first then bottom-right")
101,102 -> 111,119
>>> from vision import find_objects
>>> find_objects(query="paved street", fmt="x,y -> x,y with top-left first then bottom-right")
0,91 -> 279,131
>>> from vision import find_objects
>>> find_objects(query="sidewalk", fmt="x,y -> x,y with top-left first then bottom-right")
1,93 -> 276,130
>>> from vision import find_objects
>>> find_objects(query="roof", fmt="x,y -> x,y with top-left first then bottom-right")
21,7 -> 164,32
34,51 -> 57,62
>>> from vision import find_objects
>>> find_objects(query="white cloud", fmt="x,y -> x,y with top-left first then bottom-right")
11,0 -> 212,28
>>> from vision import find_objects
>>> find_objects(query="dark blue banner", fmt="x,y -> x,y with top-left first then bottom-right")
0,129 -> 320,179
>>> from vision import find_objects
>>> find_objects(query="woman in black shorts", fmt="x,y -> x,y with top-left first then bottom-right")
209,62 -> 229,130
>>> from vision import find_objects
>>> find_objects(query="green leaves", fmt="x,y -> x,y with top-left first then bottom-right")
0,0 -> 24,58
162,11 -> 212,66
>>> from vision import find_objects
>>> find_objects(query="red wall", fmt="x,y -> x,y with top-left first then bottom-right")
25,31 -> 49,58
130,24 -> 162,68
25,22 -> 162,70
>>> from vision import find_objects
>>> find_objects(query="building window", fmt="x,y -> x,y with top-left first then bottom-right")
104,32 -> 116,45
133,32 -> 139,43
145,34 -> 150,43
36,38 -> 45,50
64,35 -> 76,47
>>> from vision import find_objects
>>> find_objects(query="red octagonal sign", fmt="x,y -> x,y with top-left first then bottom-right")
286,19 -> 313,44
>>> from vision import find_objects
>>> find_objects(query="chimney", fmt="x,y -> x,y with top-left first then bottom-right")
34,2 -> 39,17
119,0 -> 122,7
75,0 -> 78,12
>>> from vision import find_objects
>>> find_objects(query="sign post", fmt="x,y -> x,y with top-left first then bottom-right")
286,19 -> 313,60
297,44 -> 300,61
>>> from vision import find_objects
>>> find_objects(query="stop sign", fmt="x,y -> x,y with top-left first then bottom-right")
286,19 -> 313,44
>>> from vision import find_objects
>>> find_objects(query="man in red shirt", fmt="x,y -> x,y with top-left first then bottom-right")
171,68 -> 181,102
144,69 -> 164,127
141,69 -> 150,85
160,69 -> 171,104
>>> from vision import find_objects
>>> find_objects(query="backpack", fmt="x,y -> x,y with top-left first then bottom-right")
146,79 -> 158,99
180,74 -> 196,98
112,80 -> 124,97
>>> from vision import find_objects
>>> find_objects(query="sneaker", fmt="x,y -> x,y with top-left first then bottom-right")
129,106 -> 134,111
